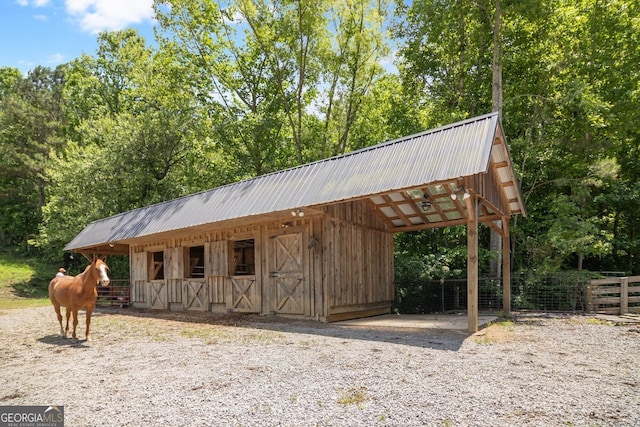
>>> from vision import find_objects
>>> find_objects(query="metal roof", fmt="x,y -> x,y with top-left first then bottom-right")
65,112 -> 525,252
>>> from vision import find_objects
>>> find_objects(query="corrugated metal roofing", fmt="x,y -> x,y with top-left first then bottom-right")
65,112 -> 521,251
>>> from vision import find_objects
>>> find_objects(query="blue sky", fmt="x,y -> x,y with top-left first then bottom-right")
0,0 -> 156,74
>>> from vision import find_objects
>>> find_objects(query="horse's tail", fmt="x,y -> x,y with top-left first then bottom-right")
48,277 -> 60,302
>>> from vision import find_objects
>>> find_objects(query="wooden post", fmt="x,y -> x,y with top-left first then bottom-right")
501,216 -> 511,315
586,284 -> 594,312
621,277 -> 629,315
465,194 -> 479,333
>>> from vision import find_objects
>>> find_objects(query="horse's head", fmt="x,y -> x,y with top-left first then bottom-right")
93,257 -> 111,286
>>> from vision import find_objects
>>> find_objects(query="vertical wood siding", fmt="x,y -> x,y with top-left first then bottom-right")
130,251 -> 148,306
323,200 -> 393,320
126,200 -> 393,321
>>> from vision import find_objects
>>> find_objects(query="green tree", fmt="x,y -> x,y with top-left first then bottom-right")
39,29 -> 231,256
154,0 -> 392,172
0,66 -> 67,251
154,0 -> 293,176
395,0 -> 640,274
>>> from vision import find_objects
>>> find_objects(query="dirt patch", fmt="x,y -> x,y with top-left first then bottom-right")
1,306 -> 639,426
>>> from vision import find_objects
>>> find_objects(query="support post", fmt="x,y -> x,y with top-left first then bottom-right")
502,216 -> 511,315
465,194 -> 479,333
621,277 -> 629,315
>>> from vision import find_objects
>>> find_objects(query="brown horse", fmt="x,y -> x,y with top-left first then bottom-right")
48,257 -> 110,340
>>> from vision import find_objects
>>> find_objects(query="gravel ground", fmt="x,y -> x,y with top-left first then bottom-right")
0,306 -> 639,427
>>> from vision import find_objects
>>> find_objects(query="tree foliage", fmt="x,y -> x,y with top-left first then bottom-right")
396,0 -> 640,274
1,0 -> 640,276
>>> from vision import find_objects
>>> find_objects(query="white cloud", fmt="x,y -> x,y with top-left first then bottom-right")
16,0 -> 51,6
48,53 -> 65,64
64,0 -> 154,34
33,14 -> 48,21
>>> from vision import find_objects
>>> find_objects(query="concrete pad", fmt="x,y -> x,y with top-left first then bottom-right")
337,313 -> 498,331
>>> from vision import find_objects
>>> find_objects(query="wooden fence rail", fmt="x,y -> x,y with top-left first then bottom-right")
587,276 -> 640,315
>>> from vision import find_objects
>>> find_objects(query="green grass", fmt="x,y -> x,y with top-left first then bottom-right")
493,319 -> 516,330
0,248 -> 57,309
336,387 -> 369,407
180,327 -> 234,344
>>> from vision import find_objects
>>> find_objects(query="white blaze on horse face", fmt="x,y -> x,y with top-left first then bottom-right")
99,263 -> 110,286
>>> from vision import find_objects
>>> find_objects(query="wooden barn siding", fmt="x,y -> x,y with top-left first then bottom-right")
206,240 -> 228,306
323,199 -> 388,232
166,246 -> 184,308
130,251 -> 148,306
323,200 -> 394,321
468,171 -> 507,218
128,226 -> 268,313
127,200 -> 392,321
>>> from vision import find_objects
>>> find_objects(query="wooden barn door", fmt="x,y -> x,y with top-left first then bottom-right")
183,280 -> 207,311
229,276 -> 258,312
267,231 -> 307,315
149,281 -> 167,309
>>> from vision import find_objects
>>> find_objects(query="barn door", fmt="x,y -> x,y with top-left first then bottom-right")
267,232 -> 306,315
229,276 -> 258,312
183,280 -> 207,311
149,281 -> 167,309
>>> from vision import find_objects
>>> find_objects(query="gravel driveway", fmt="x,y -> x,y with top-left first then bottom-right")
0,306 -> 638,426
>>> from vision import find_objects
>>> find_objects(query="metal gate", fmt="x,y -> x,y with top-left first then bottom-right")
96,279 -> 130,307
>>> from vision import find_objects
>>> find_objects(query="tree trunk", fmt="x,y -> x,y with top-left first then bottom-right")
489,0 -> 503,278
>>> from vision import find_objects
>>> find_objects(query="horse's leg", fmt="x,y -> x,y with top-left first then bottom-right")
64,308 -> 71,338
53,303 -> 64,337
71,309 -> 79,339
85,305 -> 94,341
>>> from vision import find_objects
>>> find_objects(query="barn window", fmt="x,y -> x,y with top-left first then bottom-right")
150,251 -> 164,280
186,245 -> 205,278
232,239 -> 255,275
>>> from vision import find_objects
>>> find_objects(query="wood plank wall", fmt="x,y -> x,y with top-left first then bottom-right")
468,171 -> 508,219
323,200 -> 394,321
127,201 -> 395,322
128,228 -> 261,312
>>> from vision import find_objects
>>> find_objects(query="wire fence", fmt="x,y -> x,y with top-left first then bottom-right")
97,273 -> 627,314
393,271 -> 611,314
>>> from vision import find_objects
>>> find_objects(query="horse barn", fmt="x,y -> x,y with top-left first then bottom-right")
64,113 -> 525,332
